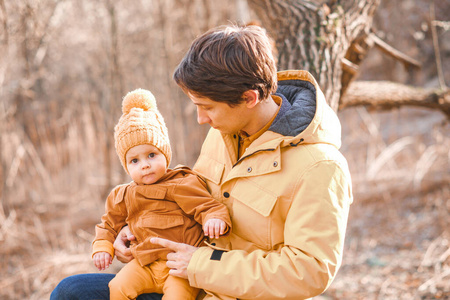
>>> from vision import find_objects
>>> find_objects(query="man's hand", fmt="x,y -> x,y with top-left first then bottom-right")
93,251 -> 112,271
151,237 -> 198,279
203,218 -> 227,239
113,226 -> 136,263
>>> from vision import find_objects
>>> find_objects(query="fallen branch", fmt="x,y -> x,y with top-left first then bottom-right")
339,81 -> 450,118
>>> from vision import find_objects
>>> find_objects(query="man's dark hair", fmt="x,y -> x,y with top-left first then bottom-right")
173,25 -> 277,106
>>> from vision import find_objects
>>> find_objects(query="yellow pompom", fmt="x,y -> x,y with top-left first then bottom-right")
122,89 -> 157,114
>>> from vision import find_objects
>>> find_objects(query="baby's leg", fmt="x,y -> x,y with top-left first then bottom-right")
109,259 -> 168,300
162,275 -> 199,300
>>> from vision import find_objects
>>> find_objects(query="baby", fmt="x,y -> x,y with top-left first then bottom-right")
92,89 -> 231,300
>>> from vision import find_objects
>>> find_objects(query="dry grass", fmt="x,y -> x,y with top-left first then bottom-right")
324,107 -> 450,300
1,102 -> 449,299
0,99 -> 120,299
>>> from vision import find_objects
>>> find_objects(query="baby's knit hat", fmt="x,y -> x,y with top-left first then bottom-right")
114,89 -> 172,173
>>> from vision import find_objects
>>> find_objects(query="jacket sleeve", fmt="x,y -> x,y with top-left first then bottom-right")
187,161 -> 352,299
93,185 -> 129,255
171,174 -> 232,232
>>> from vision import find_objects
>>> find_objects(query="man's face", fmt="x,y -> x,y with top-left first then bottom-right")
188,93 -> 251,135
125,144 -> 167,185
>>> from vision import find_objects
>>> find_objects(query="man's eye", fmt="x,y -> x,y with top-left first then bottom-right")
149,153 -> 155,158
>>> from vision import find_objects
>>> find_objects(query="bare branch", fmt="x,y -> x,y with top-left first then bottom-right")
340,81 -> 450,118
340,34 -> 373,98
430,3 -> 447,89
0,0 -> 7,46
340,32 -> 423,100
370,33 -> 422,69
0,0 -> 9,89
341,57 -> 359,75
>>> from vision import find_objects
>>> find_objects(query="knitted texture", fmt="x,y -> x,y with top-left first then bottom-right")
114,89 -> 172,172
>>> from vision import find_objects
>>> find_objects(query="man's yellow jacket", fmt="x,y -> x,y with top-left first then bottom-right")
189,70 -> 353,300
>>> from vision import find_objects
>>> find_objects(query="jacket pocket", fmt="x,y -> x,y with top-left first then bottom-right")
140,215 -> 184,229
135,186 -> 167,199
232,178 -> 278,217
231,178 -> 278,249
132,186 -> 168,211
194,155 -> 225,200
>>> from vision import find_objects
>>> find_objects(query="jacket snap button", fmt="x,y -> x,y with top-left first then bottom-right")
247,167 -> 252,173
273,161 -> 278,167
223,192 -> 230,198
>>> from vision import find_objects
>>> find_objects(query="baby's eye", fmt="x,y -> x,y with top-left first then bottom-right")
131,158 -> 138,164
148,153 -> 155,158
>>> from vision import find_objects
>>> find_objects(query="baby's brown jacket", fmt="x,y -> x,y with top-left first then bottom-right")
93,166 -> 232,266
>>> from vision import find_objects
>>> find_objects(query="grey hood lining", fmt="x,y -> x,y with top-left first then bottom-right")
269,79 -> 317,137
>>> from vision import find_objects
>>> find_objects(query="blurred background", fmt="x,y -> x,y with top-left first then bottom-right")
0,0 -> 448,299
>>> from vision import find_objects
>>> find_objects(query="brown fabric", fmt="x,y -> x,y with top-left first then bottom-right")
93,167 -> 231,267
238,97 -> 281,159
109,258 -> 199,300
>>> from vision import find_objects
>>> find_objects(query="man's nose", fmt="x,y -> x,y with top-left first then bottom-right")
197,108 -> 210,125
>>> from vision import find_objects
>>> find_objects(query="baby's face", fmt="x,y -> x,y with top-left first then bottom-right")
125,144 -> 167,185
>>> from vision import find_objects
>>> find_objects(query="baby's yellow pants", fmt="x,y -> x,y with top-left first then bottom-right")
109,258 -> 199,300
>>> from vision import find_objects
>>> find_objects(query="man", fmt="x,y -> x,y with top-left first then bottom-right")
51,25 -> 352,300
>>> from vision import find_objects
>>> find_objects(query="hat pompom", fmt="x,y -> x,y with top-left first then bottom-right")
122,88 -> 157,114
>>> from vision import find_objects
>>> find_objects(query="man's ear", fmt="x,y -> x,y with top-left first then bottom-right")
242,90 -> 260,108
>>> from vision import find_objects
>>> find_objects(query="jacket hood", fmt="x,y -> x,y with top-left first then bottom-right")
269,70 -> 342,149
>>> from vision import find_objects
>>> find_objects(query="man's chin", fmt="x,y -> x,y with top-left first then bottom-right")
212,127 -> 232,134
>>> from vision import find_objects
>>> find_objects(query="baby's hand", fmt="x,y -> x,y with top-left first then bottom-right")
93,252 -> 112,271
203,218 -> 226,239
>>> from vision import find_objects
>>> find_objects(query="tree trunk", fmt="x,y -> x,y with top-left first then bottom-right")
247,0 -> 380,111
